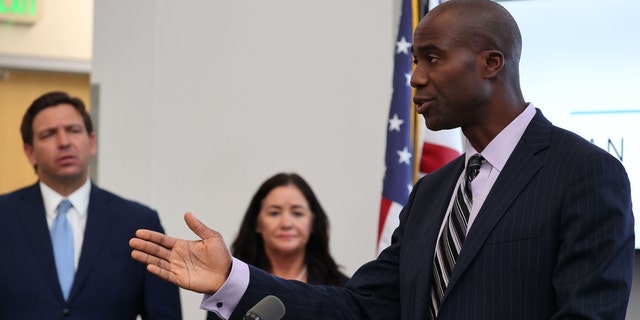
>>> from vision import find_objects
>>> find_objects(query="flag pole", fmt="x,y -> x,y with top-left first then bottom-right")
411,0 -> 421,183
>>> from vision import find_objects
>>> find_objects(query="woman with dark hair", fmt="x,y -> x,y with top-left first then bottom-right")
206,172 -> 349,319
231,172 -> 349,285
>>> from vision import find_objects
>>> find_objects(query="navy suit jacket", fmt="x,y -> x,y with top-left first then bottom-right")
0,183 -> 182,319
224,110 -> 634,319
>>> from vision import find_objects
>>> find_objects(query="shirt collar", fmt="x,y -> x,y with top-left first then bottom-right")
464,102 -> 536,171
40,178 -> 91,219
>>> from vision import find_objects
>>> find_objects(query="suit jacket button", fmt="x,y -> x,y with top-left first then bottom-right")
62,308 -> 70,316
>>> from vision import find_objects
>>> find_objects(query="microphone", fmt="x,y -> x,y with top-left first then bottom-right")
243,295 -> 286,320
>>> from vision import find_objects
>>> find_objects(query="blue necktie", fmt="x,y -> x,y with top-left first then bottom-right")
51,199 -> 74,300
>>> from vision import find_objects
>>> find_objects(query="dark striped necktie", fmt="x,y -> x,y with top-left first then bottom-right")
429,154 -> 485,319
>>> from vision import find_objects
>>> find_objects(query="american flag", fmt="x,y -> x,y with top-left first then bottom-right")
377,0 -> 419,254
377,0 -> 462,255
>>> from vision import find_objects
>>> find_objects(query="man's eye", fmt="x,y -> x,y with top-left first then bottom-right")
68,126 -> 83,133
412,57 -> 419,65
427,55 -> 440,64
39,131 -> 54,139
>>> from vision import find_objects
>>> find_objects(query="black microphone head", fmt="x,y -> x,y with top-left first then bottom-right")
243,295 -> 286,320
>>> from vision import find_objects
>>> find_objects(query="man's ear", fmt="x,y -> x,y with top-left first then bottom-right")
482,50 -> 504,78
23,143 -> 37,166
89,132 -> 97,156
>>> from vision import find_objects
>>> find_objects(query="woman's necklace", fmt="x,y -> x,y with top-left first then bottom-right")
295,265 -> 308,281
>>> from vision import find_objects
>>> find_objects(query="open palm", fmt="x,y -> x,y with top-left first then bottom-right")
130,212 -> 232,293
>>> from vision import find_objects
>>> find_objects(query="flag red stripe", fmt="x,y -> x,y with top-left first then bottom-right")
420,142 -> 460,174
378,197 -> 392,242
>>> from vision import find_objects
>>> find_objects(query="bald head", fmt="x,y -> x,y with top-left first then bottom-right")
425,0 -> 522,67
410,0 -> 526,140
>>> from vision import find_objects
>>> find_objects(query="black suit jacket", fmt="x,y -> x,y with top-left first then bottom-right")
223,110 -> 634,319
0,183 -> 182,319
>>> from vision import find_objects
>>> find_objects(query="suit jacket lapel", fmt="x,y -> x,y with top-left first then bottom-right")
16,183 -> 64,299
444,110 -> 552,298
70,185 -> 114,301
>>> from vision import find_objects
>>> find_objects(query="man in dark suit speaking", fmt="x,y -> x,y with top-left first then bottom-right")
0,91 -> 182,319
130,0 -> 635,319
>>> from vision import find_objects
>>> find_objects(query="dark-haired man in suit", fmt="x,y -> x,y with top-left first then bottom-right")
129,0 -> 634,319
0,91 -> 182,319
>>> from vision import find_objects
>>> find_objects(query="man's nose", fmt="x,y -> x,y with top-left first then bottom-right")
409,67 -> 427,88
57,132 -> 71,147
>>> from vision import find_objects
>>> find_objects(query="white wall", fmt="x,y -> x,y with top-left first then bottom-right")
92,1 -> 393,318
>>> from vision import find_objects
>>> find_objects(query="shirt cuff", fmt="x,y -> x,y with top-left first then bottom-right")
200,257 -> 250,319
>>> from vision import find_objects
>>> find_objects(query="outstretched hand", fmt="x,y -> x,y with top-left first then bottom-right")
129,212 -> 232,294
